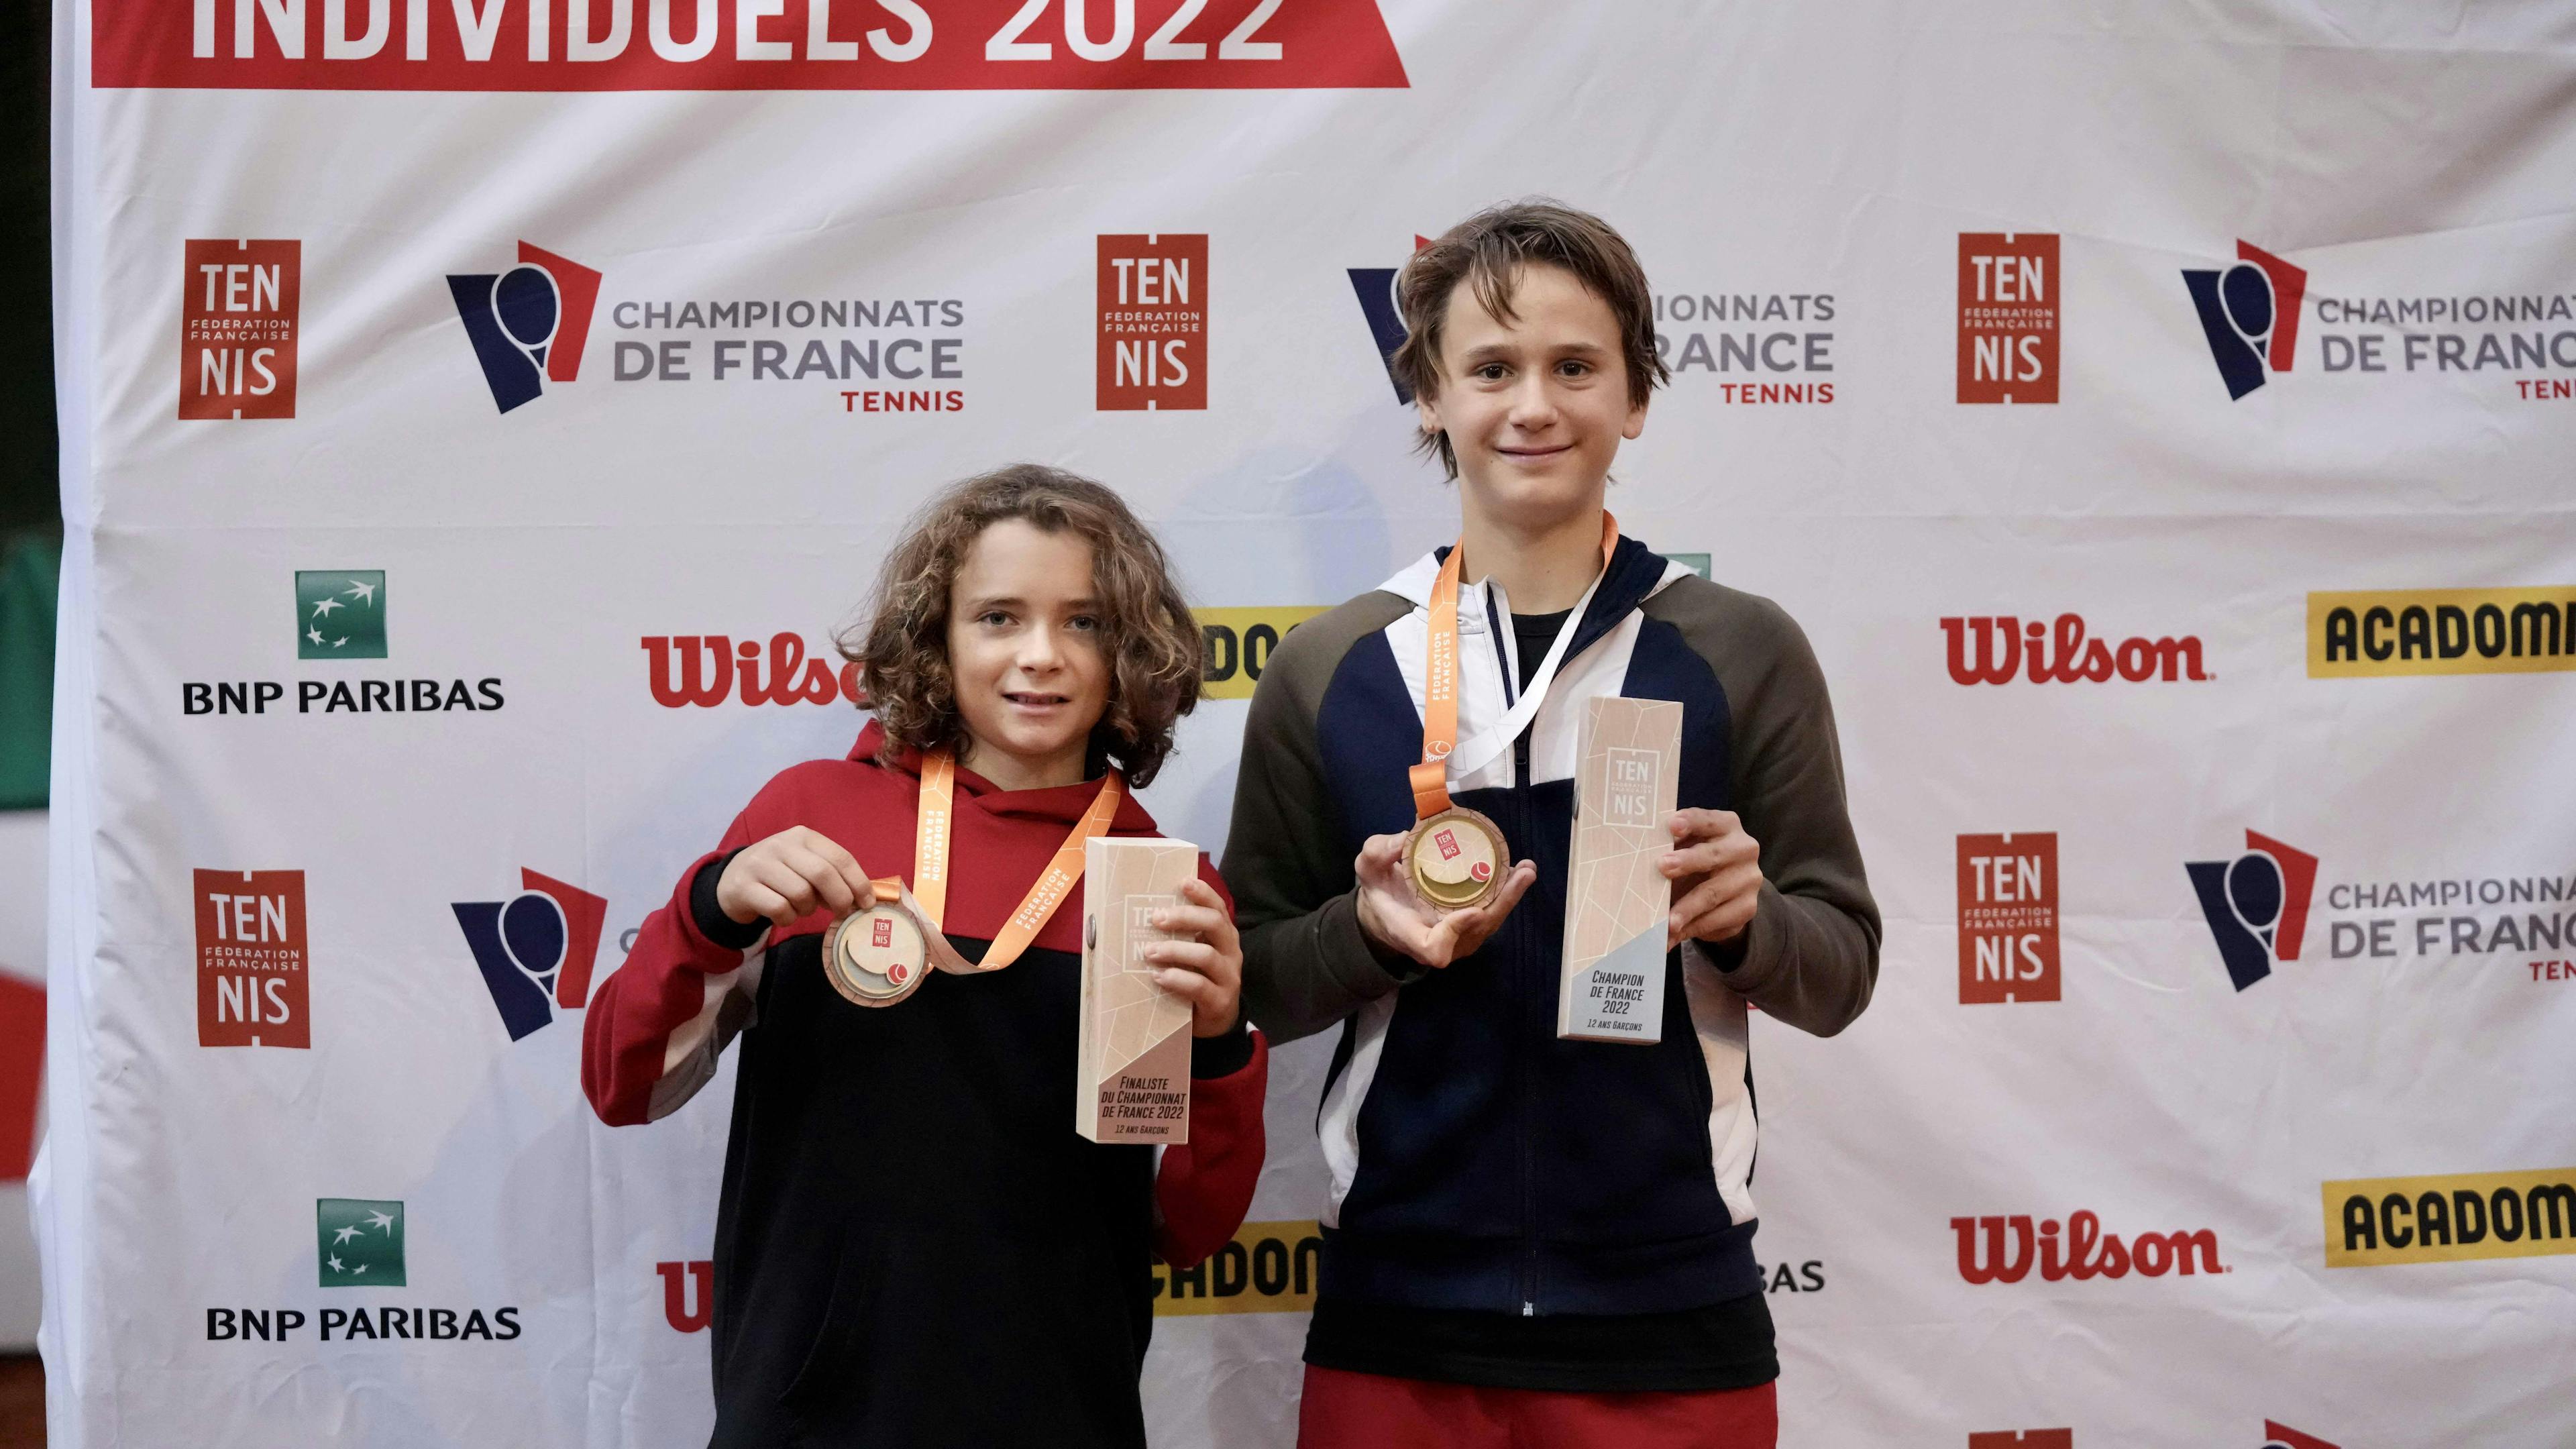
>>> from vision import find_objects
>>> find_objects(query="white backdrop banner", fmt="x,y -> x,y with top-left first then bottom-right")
42,1 -> 2576,1446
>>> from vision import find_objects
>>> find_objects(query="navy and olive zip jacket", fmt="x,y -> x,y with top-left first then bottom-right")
1223,533 -> 1878,1391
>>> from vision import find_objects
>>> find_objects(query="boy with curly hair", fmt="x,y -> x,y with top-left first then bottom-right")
586,465 -> 1267,1448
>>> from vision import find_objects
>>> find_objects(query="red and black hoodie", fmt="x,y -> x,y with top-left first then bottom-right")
583,721 -> 1267,1449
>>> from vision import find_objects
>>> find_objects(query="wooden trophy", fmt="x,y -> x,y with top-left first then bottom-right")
1077,837 -> 1199,1142
1557,696 -> 1683,1044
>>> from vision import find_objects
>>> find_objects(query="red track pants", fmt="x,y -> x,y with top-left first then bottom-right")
1297,1364 -> 1779,1449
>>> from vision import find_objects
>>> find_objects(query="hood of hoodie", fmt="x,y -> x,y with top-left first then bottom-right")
847,718 -> 1165,835
1378,532 -> 1690,659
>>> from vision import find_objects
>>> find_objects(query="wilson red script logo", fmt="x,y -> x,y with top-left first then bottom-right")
642,635 -> 864,707
657,1260 -> 713,1333
1953,1211 -> 2226,1283
1941,614 -> 2208,684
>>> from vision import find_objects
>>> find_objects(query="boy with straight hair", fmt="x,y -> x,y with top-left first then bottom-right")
1224,201 -> 1879,1448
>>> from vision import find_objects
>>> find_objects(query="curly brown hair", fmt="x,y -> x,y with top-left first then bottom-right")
1391,199 -> 1672,477
838,465 -> 1202,788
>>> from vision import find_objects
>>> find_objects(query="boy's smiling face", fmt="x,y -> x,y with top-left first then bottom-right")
946,518 -> 1110,792
1417,262 -> 1647,533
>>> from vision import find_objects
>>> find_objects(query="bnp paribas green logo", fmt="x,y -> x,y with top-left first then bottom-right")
1669,553 -> 1712,580
296,570 -> 387,660
317,1197 -> 405,1287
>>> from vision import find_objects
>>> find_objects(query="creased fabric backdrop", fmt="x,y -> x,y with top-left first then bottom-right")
42,2 -> 2576,1446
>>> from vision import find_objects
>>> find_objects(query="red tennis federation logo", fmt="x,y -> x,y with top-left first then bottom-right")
195,868 -> 310,1047
1098,233 -> 1206,411
1435,828 -> 1460,860
181,239 -> 300,419
1958,833 -> 2059,1004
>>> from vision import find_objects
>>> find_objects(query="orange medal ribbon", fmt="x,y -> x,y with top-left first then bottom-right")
883,746 -> 1125,972
1408,513 -> 1618,820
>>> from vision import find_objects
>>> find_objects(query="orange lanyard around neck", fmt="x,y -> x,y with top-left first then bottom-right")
1407,512 -> 1618,820
869,746 -> 1126,971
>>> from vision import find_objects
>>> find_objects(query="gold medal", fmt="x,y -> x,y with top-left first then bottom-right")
1405,806 -> 1507,910
824,902 -> 929,1008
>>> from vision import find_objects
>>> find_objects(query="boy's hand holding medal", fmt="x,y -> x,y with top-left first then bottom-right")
714,826 -> 879,928
1352,832 -> 1538,970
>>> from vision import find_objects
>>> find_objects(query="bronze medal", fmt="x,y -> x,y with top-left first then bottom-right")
822,751 -> 1126,1009
824,902 -> 929,1008
1405,806 -> 1507,911
1401,515 -> 1615,918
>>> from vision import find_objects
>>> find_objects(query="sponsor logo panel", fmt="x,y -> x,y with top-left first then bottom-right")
1941,614 -> 2208,685
2324,872 -> 2576,981
2306,277 -> 2576,399
1958,833 -> 2058,1004
99,0 -> 1410,91
1197,607 -> 1322,700
295,570 -> 386,659
1655,288 -> 1837,405
1953,1210 -> 2229,1283
642,634 -> 865,707
608,294 -> 967,414
2325,1167 -> 2576,1267
1150,1219 -> 1319,1316
2182,241 -> 2304,400
318,1198 -> 407,1287
186,571 -> 505,718
658,1260 -> 714,1333
208,1200 -> 523,1342
2192,832 -> 2575,989
195,868 -> 310,1048
447,243 -> 602,414
1957,233 -> 2057,405
1756,1258 -> 1826,1295
181,239 -> 299,419
2178,233 -> 2576,401
1346,234 -> 1429,401
447,245 -> 971,417
453,870 -> 606,1040
1098,233 -> 1206,411
2185,831 -> 2317,993
2310,587 -> 2576,678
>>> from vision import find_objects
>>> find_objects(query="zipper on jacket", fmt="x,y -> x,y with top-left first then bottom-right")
1511,662 -> 1540,1317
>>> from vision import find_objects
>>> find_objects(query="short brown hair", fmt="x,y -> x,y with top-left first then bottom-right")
1391,200 -> 1670,476
839,465 -> 1202,787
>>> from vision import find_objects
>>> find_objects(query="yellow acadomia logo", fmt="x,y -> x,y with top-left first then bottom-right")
2324,1167 -> 2576,1267
2310,588 -> 2576,678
